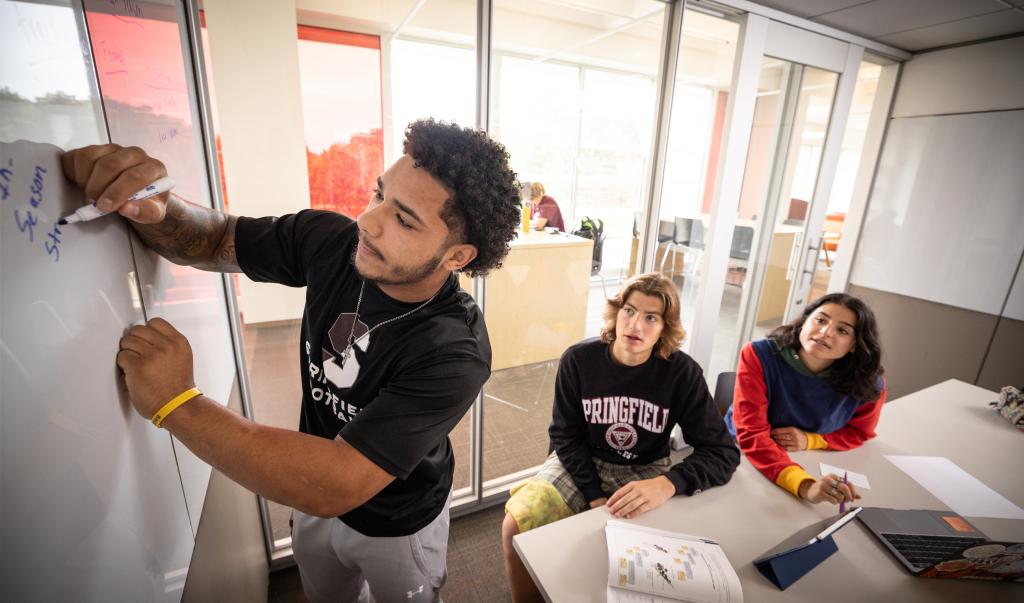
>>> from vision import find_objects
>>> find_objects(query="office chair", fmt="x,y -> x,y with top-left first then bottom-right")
657,219 -> 676,273
714,371 -> 737,417
726,225 -> 754,286
582,218 -> 608,297
673,217 -> 705,275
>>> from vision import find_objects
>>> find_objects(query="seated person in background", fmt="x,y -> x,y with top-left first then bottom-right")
530,181 -> 565,232
501,273 -> 739,603
726,292 -> 886,506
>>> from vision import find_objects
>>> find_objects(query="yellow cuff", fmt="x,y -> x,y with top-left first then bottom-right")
805,432 -> 829,450
776,465 -> 814,498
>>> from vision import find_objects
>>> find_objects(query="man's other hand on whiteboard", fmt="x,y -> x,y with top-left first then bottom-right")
117,317 -> 196,420
62,144 -> 170,223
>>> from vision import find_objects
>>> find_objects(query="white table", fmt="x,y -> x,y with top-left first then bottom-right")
514,379 -> 1023,602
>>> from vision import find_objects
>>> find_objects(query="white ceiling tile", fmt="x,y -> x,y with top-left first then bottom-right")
814,0 -> 1007,39
876,10 -> 1024,51
745,0 -> 868,19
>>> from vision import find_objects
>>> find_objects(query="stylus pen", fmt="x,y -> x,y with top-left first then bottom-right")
839,472 -> 849,514
809,506 -> 862,545
59,176 -> 175,225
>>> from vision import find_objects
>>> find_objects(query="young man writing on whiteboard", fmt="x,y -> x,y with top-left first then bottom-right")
61,119 -> 521,603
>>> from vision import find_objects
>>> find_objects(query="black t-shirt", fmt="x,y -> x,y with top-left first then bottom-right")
235,209 -> 490,537
549,338 -> 739,503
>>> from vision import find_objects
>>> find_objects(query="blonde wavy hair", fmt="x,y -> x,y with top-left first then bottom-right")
600,272 -> 685,359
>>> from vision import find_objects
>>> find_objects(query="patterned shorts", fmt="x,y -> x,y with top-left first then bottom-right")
505,451 -> 671,533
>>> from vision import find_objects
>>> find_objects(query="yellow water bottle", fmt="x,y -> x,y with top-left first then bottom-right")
521,199 -> 531,234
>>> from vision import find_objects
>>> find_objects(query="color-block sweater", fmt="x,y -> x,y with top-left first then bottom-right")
724,338 -> 885,497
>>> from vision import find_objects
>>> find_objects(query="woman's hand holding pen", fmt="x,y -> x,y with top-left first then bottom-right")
771,426 -> 808,451
799,473 -> 860,506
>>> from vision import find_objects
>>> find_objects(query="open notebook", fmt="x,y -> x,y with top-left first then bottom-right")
605,520 -> 743,603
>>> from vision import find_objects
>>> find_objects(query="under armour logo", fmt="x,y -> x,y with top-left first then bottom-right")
406,584 -> 424,598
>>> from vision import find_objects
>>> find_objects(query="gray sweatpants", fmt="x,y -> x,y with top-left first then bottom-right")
291,494 -> 451,603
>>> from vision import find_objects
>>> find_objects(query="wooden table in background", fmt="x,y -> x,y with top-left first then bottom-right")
461,230 -> 593,371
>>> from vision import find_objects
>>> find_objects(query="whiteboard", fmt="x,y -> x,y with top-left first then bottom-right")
1,0 -> 239,600
849,110 -> 1024,315
83,0 -> 237,534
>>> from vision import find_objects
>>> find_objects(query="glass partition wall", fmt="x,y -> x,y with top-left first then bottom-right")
478,0 -> 669,493
195,0 -> 903,559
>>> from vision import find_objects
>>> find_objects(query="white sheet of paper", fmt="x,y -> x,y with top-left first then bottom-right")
885,455 -> 1024,520
818,463 -> 871,490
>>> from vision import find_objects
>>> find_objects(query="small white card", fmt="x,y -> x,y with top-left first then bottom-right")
818,462 -> 871,490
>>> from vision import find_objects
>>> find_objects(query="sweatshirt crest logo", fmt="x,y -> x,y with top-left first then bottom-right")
605,423 -> 638,450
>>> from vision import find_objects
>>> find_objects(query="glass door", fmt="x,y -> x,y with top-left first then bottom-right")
738,60 -> 838,341
697,16 -> 866,381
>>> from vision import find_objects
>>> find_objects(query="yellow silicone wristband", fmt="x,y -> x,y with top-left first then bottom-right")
151,387 -> 202,428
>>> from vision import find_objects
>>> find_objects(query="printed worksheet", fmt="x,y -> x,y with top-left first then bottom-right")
605,521 -> 743,603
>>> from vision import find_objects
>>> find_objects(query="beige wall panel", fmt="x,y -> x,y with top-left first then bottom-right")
204,0 -> 310,324
848,285 -> 997,399
891,36 -> 1024,118
977,317 -> 1024,393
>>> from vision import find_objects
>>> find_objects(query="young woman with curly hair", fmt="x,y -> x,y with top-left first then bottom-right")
726,293 -> 886,506
501,273 -> 739,602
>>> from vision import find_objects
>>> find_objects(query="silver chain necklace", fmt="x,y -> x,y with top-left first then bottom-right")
341,280 -> 441,365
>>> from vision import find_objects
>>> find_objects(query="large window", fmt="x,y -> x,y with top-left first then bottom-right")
390,39 -> 476,166
657,12 -> 739,352
297,26 -> 384,218
479,0 -> 669,487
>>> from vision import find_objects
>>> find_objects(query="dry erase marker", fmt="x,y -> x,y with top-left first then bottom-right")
58,176 -> 175,225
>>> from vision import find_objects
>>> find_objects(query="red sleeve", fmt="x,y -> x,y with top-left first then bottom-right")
822,382 -> 886,450
732,343 -> 799,483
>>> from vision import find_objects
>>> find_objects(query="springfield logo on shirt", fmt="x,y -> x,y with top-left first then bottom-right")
581,396 -> 669,434
605,423 -> 639,451
303,311 -> 368,423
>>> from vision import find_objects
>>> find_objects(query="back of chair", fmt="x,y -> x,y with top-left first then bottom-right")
591,220 -> 606,276
729,226 -> 754,260
672,217 -> 692,246
688,220 -> 706,250
658,219 -> 675,243
713,371 -> 737,417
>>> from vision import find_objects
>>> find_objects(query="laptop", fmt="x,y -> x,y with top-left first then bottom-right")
858,507 -> 1024,581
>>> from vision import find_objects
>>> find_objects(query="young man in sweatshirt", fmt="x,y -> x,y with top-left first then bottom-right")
500,272 -> 740,602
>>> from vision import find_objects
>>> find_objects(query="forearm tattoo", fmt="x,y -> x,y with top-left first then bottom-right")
132,194 -> 239,272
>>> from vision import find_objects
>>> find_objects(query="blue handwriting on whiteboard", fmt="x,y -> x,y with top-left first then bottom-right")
29,165 -> 46,207
16,164 -> 47,242
15,209 -> 38,242
159,127 -> 179,143
0,158 -> 12,201
44,223 -> 62,263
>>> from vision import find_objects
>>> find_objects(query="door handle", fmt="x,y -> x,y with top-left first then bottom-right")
786,231 -> 803,281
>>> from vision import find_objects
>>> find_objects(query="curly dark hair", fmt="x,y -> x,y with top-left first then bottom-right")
768,293 -> 885,403
402,119 -> 521,277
